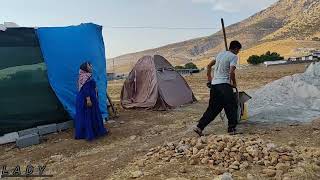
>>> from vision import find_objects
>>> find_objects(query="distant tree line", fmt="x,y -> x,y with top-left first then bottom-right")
312,37 -> 320,41
175,62 -> 199,70
247,51 -> 284,65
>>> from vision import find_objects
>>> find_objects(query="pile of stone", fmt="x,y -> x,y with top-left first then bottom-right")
141,135 -> 302,177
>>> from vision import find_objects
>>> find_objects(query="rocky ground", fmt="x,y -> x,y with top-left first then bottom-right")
129,133 -> 320,180
1,63 -> 320,180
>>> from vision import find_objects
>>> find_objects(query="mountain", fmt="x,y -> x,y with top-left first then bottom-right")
109,0 -> 320,73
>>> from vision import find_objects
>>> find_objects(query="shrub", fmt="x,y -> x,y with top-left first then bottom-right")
174,65 -> 184,69
247,55 -> 262,65
184,62 -> 198,69
247,51 -> 284,65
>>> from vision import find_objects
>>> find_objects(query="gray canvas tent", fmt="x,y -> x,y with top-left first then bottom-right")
121,55 -> 196,110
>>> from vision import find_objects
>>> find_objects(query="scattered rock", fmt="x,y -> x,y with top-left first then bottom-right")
195,143 -> 205,150
262,169 -> 276,177
313,126 -> 320,130
4,145 -> 15,152
268,166 -> 276,170
190,159 -> 197,165
229,165 -> 239,170
232,161 -> 240,166
163,157 -> 171,162
120,121 -> 125,124
288,141 -> 297,147
176,145 -> 189,153
289,123 -> 299,126
179,167 -> 187,173
283,176 -> 291,180
221,172 -> 233,180
136,160 -> 145,167
266,143 -> 277,151
246,174 -> 255,180
239,162 -> 249,169
257,160 -> 265,165
201,157 -> 209,164
107,120 -> 116,124
50,155 -> 63,162
312,130 -> 320,135
130,135 -> 137,140
276,170 -> 284,176
111,157 -> 118,162
131,171 -> 143,178
146,152 -> 154,156
293,167 -> 306,174
170,158 -> 178,163
212,167 -> 227,175
275,163 -> 290,172
281,155 -> 292,161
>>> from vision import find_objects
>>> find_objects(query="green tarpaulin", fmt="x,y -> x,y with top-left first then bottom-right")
0,28 -> 69,135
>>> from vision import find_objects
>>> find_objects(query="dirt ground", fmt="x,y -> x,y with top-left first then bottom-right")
1,63 -> 320,180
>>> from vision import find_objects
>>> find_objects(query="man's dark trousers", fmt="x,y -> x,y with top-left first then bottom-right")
197,83 -> 238,131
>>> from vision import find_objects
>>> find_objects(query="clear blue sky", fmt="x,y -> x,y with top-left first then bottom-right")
0,0 -> 277,58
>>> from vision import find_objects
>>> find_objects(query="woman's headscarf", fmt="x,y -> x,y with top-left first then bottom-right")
78,62 -> 92,90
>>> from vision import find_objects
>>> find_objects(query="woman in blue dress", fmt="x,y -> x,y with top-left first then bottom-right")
75,62 -> 108,140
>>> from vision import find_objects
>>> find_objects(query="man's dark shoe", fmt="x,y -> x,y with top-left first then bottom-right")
228,128 -> 237,135
193,126 -> 204,137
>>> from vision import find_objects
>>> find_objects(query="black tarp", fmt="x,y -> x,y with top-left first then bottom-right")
0,28 -> 69,135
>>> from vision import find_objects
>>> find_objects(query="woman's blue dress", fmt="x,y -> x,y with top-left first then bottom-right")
75,79 -> 107,140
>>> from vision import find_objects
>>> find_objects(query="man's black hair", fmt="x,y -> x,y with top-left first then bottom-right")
229,40 -> 242,50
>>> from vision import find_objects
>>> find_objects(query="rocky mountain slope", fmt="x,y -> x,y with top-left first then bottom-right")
109,0 -> 320,73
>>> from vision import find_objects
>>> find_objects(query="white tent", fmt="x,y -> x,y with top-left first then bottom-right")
0,22 -> 19,31
264,60 -> 287,67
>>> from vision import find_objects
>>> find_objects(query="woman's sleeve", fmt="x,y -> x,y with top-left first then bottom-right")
81,83 -> 90,98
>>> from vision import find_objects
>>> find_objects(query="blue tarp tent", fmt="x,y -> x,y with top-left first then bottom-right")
36,23 -> 108,119
0,23 -> 108,135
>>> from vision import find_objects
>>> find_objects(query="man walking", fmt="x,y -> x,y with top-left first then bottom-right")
194,40 -> 242,136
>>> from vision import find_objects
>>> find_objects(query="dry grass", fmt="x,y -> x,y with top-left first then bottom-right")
108,39 -> 320,73
239,40 -> 320,64
193,57 -> 211,69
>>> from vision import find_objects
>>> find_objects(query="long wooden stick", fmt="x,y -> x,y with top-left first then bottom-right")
220,18 -> 232,123
221,18 -> 228,51
107,92 -> 118,117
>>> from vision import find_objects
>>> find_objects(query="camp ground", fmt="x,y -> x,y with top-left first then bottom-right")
2,62 -> 320,179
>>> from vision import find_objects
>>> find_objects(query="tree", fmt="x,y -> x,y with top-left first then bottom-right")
174,65 -> 184,69
247,55 -> 261,65
266,51 -> 271,56
312,37 -> 320,41
184,62 -> 198,69
247,51 -> 284,65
